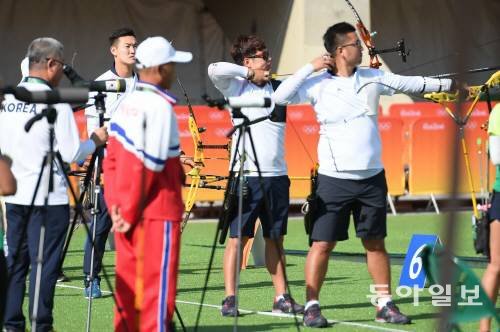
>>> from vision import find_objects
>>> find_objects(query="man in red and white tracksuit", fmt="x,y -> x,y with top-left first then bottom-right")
103,36 -> 192,332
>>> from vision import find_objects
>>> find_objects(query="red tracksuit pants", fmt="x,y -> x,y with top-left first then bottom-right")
114,220 -> 180,332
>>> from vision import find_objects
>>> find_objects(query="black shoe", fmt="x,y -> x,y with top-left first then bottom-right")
220,295 -> 239,317
57,271 -> 70,282
272,294 -> 305,314
303,304 -> 328,328
375,301 -> 411,324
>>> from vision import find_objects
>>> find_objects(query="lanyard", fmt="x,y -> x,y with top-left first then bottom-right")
23,76 -> 52,88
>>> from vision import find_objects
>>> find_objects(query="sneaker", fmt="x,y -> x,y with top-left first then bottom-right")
57,271 -> 70,282
84,279 -> 102,299
375,301 -> 411,324
220,295 -> 239,317
303,304 -> 328,328
272,294 -> 305,314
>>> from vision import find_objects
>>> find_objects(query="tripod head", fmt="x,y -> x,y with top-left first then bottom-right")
203,94 -> 273,136
93,91 -> 107,127
24,106 -> 58,132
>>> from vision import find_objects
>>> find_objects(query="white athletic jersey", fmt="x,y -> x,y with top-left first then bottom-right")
208,62 -> 287,177
85,66 -> 138,136
0,79 -> 96,205
274,64 -> 452,179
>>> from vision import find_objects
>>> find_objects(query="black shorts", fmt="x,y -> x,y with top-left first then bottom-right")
229,175 -> 289,239
488,191 -> 500,222
311,170 -> 388,242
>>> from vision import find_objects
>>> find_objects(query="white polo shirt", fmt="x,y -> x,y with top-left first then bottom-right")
208,62 -> 287,177
274,64 -> 452,179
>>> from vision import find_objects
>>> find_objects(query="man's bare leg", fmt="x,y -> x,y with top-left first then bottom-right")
362,239 -> 391,298
305,241 -> 336,301
264,236 -> 286,296
223,236 -> 249,296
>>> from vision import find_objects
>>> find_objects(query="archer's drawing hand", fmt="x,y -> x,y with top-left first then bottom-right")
311,53 -> 335,72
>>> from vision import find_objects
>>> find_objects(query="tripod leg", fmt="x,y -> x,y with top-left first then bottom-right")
460,130 -> 479,217
29,205 -> 69,332
85,152 -> 104,331
30,209 -> 46,332
86,184 -> 100,331
59,151 -> 98,274
31,150 -> 58,332
84,189 -> 111,291
218,130 -> 243,244
174,305 -> 186,332
231,126 -> 249,328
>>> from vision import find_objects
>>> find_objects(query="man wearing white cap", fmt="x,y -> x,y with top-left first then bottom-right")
103,36 -> 192,331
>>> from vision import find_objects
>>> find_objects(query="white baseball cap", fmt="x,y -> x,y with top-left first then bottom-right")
135,36 -> 192,69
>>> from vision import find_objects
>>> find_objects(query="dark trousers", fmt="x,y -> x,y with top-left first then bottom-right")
4,203 -> 69,332
83,189 -> 112,281
0,250 -> 7,330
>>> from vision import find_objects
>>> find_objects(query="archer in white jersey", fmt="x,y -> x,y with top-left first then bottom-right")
274,22 -> 453,327
208,34 -> 304,318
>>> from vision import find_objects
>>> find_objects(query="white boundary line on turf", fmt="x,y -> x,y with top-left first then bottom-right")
56,283 -> 112,294
56,284 -> 411,332
176,300 -> 412,332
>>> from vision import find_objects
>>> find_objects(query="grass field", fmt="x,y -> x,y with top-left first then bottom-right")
36,211 -> 498,331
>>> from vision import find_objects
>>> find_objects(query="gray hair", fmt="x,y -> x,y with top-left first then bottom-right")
27,37 -> 64,68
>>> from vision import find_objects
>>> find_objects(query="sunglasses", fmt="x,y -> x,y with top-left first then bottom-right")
246,51 -> 271,62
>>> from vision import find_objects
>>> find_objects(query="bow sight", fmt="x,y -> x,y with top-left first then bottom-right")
370,38 -> 410,64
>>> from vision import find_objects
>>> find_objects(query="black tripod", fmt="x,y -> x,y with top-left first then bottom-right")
83,92 -> 106,331
194,99 -> 301,331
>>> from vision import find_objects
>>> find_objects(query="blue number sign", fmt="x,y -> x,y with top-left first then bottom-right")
399,234 -> 440,289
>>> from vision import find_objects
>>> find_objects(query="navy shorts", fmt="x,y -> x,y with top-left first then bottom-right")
488,191 -> 500,222
229,175 -> 289,239
311,170 -> 388,242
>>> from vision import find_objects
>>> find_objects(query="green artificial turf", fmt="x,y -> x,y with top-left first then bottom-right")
21,211 -> 496,331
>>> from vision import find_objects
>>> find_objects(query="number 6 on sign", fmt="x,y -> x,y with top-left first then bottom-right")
399,234 -> 441,289
409,244 -> 426,279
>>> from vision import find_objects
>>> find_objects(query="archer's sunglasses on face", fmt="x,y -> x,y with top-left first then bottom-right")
246,51 -> 271,62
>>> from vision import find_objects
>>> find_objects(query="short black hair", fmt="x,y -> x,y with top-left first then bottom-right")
230,35 -> 267,65
109,28 -> 136,46
323,22 -> 356,53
